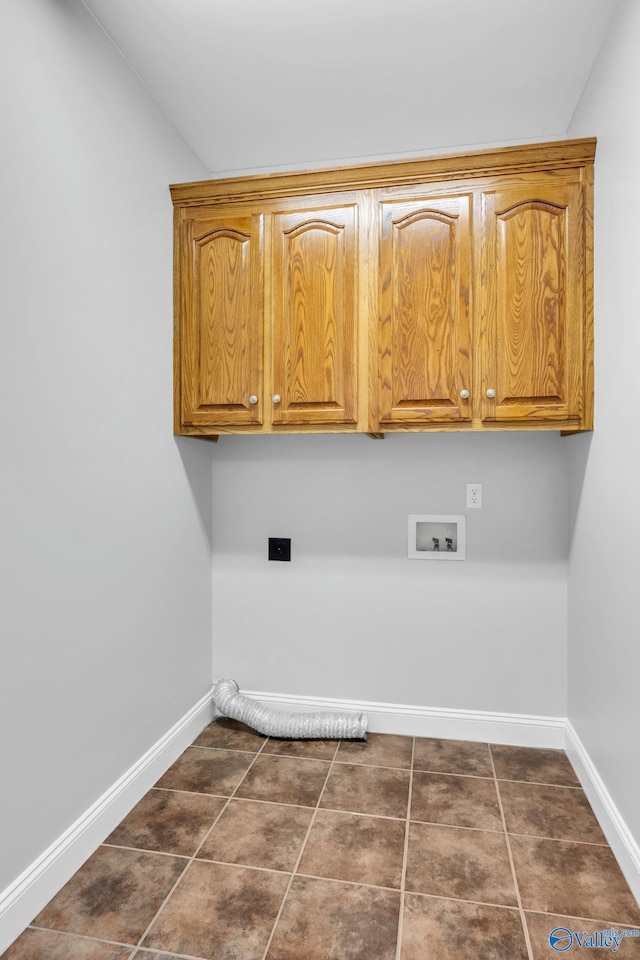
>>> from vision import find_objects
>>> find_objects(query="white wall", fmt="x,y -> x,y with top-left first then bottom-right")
212,431 -> 568,718
567,0 -> 640,845
0,0 -> 212,893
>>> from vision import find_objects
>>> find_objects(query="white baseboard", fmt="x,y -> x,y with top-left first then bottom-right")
565,721 -> 640,905
243,689 -> 640,900
240,688 -> 567,748
5,687 -> 638,956
0,688 -> 215,956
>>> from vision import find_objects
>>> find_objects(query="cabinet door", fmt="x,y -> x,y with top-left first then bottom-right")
480,179 -> 584,424
378,194 -> 472,425
271,204 -> 358,426
179,211 -> 263,428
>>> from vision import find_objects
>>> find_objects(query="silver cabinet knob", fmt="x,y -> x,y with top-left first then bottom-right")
249,395 -> 258,405
272,394 -> 281,404
459,389 -> 470,400
486,388 -> 496,399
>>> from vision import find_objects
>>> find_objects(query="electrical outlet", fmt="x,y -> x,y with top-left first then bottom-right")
268,537 -> 291,561
466,483 -> 482,508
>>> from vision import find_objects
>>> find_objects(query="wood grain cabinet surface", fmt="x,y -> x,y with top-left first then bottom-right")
270,201 -> 359,428
171,138 -> 594,438
377,191 -> 473,426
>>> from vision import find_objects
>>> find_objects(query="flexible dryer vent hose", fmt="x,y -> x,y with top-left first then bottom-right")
213,679 -> 367,740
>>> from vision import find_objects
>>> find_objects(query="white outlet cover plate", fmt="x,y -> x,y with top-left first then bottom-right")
466,483 -> 482,508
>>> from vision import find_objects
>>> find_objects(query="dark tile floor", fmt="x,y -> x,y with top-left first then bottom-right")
4,722 -> 640,960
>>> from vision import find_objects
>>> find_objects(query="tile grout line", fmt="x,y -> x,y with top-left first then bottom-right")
330,758 -> 418,773
489,744 -> 535,960
124,736 -> 272,960
199,743 -> 419,775
498,831 -> 609,848
127,944 -> 210,960
495,776 -> 583,789
28,928 -> 206,960
105,784 -> 609,848
395,894 -> 640,931
386,821 -> 609,847
394,736 -> 416,960
24,926 -> 143,956
259,738 -> 343,960
404,819 -> 509,836
135,789 -> 406,820
291,870 -> 401,895
412,768 -> 494,781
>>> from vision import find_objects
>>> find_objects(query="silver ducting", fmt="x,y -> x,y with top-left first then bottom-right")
212,679 -> 367,740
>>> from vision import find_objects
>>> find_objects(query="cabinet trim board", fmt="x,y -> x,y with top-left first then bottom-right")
170,138 -> 596,205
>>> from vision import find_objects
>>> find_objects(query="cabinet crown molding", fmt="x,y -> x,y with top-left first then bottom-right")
170,138 -> 596,206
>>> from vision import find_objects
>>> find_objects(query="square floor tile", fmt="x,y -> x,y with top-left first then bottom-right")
298,810 -> 406,888
155,746 -> 254,796
400,894 -> 528,960
195,718 -> 266,753
197,799 -> 313,871
320,763 -> 410,818
405,821 -> 517,906
413,738 -> 492,777
105,789 -> 226,856
510,836 -> 640,924
14,732 -> 640,960
263,738 -> 338,760
525,911 -> 640,959
498,781 -> 606,844
33,846 -> 186,944
266,876 -> 400,960
1,929 -> 132,960
142,860 -> 289,960
234,755 -> 330,807
491,745 -> 580,786
411,771 -> 502,831
336,733 -> 413,769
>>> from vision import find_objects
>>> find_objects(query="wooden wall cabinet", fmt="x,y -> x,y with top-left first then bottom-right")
175,195 -> 363,435
172,138 -> 594,438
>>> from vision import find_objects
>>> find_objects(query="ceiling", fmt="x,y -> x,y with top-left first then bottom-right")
81,0 -> 618,176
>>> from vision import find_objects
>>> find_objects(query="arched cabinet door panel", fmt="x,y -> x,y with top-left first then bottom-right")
180,211 -> 264,427
480,179 -> 584,425
271,204 -> 358,426
378,193 -> 472,425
